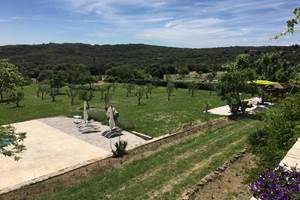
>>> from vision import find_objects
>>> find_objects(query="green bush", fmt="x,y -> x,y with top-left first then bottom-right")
117,117 -> 135,131
88,110 -> 107,123
246,94 -> 300,183
112,140 -> 128,157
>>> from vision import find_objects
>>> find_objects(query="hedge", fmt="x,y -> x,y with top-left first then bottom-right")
106,78 -> 215,91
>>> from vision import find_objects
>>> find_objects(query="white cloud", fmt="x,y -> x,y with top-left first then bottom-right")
53,0 -> 300,47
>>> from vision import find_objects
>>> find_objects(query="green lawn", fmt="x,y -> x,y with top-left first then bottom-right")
0,84 -> 225,137
38,119 -> 262,200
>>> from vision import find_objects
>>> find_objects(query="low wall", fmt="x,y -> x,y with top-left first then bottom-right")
181,148 -> 248,200
0,117 -> 231,200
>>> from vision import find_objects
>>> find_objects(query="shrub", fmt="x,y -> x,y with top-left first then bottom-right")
88,110 -> 107,123
112,140 -> 128,157
249,165 -> 300,200
117,117 -> 135,131
8,90 -> 24,107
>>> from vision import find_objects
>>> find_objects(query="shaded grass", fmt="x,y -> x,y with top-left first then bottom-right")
0,84 -> 225,136
38,119 -> 262,200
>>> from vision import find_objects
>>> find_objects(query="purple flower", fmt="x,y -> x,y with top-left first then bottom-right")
249,165 -> 300,199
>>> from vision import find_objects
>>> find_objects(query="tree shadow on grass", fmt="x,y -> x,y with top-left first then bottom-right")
8,105 -> 25,109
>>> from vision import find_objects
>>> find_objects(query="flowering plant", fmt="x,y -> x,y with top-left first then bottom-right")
249,165 -> 300,200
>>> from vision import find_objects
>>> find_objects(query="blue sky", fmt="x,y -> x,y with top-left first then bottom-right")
0,0 -> 299,48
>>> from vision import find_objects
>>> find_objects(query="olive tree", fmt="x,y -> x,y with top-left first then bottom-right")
136,86 -> 145,105
126,83 -> 135,97
217,69 -> 257,115
145,83 -> 154,99
188,82 -> 198,97
0,60 -> 24,102
79,89 -> 94,109
0,125 -> 26,160
166,82 -> 175,101
37,84 -> 49,100
48,87 -> 59,102
66,85 -> 78,105
98,86 -> 107,100
9,90 -> 24,107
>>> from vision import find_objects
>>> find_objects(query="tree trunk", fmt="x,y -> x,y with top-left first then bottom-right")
0,92 -> 3,102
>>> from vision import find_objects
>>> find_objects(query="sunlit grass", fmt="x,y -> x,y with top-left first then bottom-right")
0,84 -> 225,136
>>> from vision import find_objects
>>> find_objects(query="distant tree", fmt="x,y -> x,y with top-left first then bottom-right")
85,75 -> 97,90
166,82 -> 175,101
206,73 -> 215,95
67,64 -> 91,84
48,87 -> 59,102
66,85 -> 78,105
106,84 -> 112,94
98,86 -> 107,100
223,54 -> 251,71
79,89 -> 94,108
112,82 -> 118,92
0,125 -> 26,160
104,91 -> 110,110
9,90 -> 24,107
145,83 -> 154,99
50,73 -> 65,89
188,82 -> 198,97
274,7 -> 300,39
145,64 -> 165,79
178,66 -> 189,79
136,86 -> 145,105
165,65 -> 178,74
255,52 -> 294,82
37,84 -> 49,100
126,83 -> 135,97
37,70 -> 53,82
0,60 -> 24,102
106,66 -> 135,81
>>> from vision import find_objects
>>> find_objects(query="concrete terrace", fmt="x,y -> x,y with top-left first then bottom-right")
0,117 -> 146,193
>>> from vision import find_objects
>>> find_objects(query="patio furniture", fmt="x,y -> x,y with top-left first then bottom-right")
102,127 -> 123,138
79,124 -> 101,132
81,127 -> 101,134
73,115 -> 82,124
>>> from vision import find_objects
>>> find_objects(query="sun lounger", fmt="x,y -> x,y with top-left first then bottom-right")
81,127 -> 101,134
107,131 -> 122,138
102,127 -> 123,138
102,127 -> 122,137
79,125 -> 101,132
78,124 -> 99,130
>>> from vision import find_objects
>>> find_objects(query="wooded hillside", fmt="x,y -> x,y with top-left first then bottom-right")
0,43 -> 299,78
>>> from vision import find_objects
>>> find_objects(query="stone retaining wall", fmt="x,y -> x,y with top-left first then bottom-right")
0,117 -> 231,200
181,148 -> 248,200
